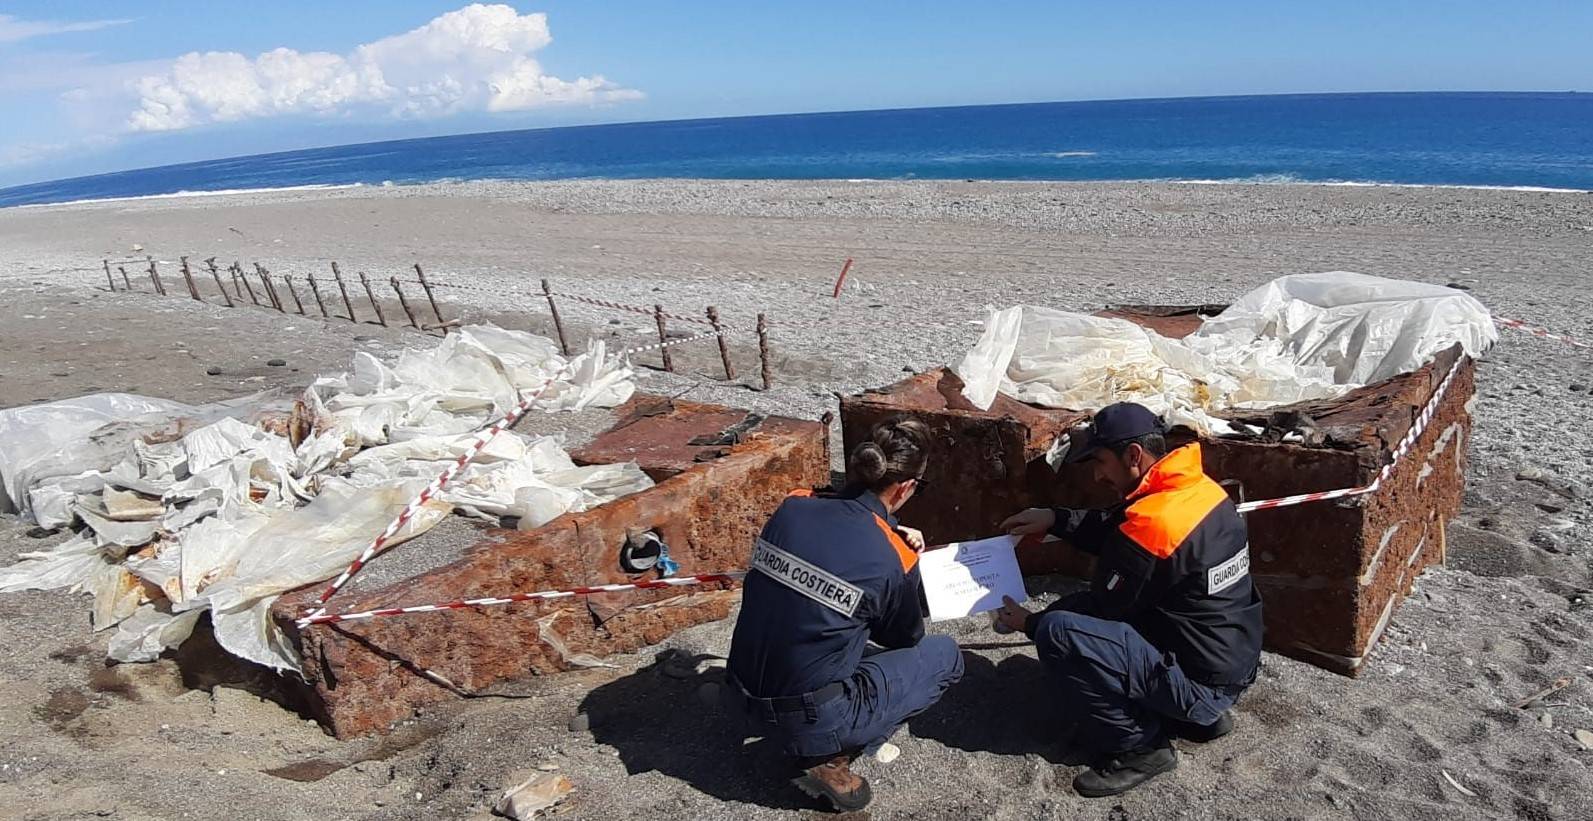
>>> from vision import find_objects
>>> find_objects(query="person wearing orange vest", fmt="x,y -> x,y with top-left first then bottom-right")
725,418 -> 963,812
997,402 -> 1263,797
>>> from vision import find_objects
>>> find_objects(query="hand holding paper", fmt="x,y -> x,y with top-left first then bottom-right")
918,534 -> 1029,622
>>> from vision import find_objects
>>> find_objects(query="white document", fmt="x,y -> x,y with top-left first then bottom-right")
918,534 -> 1029,622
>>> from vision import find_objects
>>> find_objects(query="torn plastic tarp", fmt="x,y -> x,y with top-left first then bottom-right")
0,394 -> 188,516
2,324 -> 650,670
0,391 -> 300,523
955,272 -> 1496,433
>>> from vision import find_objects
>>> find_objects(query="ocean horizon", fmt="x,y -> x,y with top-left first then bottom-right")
4,91 -> 1591,208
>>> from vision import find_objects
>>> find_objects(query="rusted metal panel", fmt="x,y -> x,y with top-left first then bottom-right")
1096,304 -> 1227,340
840,369 -> 1085,547
271,396 -> 829,737
838,310 -> 1475,678
571,395 -> 820,482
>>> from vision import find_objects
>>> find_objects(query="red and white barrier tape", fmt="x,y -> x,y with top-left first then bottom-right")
304,371 -> 568,616
550,290 -> 726,330
1235,354 -> 1466,513
303,328 -> 729,617
298,572 -> 746,626
1494,317 -> 1590,350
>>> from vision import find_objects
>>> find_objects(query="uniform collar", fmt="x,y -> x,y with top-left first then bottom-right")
844,486 -> 898,526
1127,443 -> 1205,500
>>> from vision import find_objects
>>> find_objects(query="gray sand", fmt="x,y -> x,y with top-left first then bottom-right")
0,179 -> 1589,820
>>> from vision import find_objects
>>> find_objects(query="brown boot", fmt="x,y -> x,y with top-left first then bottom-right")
793,753 -> 872,812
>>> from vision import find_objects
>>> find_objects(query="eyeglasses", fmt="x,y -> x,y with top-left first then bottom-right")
912,475 -> 930,490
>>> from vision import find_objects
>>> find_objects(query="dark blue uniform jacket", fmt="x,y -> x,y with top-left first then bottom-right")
728,488 -> 923,698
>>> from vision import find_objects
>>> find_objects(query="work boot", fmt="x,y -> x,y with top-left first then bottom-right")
793,753 -> 872,812
1167,710 -> 1235,743
1073,742 -> 1177,798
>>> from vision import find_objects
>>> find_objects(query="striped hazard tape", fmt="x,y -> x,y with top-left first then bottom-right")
1236,353 -> 1467,513
299,573 -> 746,626
1494,317 -> 1591,350
302,329 -> 729,618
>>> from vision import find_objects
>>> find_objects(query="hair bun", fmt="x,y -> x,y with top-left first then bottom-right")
848,441 -> 889,484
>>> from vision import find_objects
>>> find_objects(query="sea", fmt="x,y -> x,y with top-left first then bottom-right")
3,92 -> 1591,208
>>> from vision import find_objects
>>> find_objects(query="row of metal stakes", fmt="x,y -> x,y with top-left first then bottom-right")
535,278 -> 771,389
102,258 -> 774,390
103,256 -> 453,334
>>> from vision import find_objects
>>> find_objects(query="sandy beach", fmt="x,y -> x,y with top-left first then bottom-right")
1,179 -> 1590,820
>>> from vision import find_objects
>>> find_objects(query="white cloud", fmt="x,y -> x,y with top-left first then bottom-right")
127,4 -> 641,132
0,14 -> 131,44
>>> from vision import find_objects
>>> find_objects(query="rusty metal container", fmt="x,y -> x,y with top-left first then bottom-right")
840,306 -> 1474,676
271,396 -> 829,737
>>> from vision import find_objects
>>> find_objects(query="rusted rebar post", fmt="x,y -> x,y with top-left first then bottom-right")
654,304 -> 674,372
413,264 -> 447,334
103,259 -> 115,291
541,278 -> 569,355
707,306 -> 735,380
147,256 -> 165,295
235,263 -> 259,306
283,275 -> 306,314
331,262 -> 356,322
391,277 -> 420,329
204,258 -> 234,307
255,264 -> 283,312
307,273 -> 329,317
179,256 -> 202,301
118,265 -> 132,290
757,313 -> 771,391
357,272 -> 387,326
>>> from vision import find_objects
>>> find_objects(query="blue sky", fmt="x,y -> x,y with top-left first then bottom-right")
2,1 -> 1589,186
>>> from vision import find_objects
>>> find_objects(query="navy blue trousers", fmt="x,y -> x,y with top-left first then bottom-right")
1032,610 -> 1241,755
730,635 -> 965,759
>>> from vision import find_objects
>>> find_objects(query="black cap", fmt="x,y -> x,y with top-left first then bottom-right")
1064,402 -> 1165,464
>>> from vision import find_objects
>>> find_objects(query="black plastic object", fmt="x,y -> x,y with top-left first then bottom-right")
620,530 -> 665,573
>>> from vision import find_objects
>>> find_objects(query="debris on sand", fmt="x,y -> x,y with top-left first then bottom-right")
0,326 -> 643,673
495,772 -> 573,819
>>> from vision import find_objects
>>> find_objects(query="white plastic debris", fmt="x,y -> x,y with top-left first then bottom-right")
954,272 -> 1496,433
495,772 -> 574,819
0,324 -> 650,670
0,393 -> 188,516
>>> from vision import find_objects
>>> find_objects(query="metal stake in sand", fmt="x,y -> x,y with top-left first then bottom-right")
102,259 -> 115,291
654,304 -> 675,372
358,271 -> 388,326
204,258 -> 234,307
414,264 -> 448,333
179,256 -> 202,301
542,278 -> 570,355
391,276 -> 420,329
306,273 -> 329,317
832,258 -> 853,298
118,265 -> 132,290
707,306 -> 735,379
147,256 -> 166,296
235,263 -> 259,306
283,275 -> 307,314
757,312 -> 772,390
331,262 -> 357,322
255,264 -> 284,312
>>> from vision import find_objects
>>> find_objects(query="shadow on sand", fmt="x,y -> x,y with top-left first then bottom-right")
579,652 -> 822,812
908,651 -> 1090,766
580,646 -> 1089,813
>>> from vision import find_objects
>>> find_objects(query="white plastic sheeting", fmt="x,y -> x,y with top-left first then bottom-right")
955,272 -> 1496,433
0,324 -> 651,672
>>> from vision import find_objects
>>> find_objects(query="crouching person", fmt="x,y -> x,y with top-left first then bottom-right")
997,402 -> 1263,797
725,418 -> 964,812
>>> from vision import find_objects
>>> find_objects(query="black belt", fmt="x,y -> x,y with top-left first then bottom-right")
762,681 -> 846,713
729,672 -> 846,715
